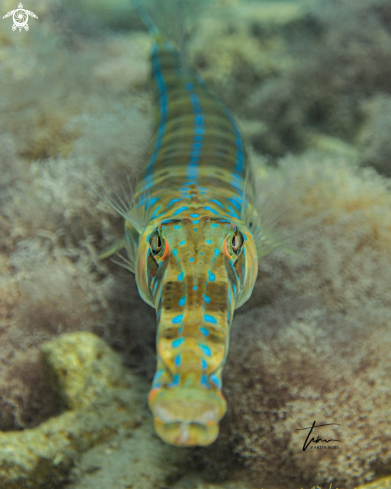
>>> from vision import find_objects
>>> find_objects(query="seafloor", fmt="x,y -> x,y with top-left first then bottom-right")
1,0 -> 391,488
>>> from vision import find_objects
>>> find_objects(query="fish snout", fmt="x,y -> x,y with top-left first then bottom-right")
148,386 -> 226,446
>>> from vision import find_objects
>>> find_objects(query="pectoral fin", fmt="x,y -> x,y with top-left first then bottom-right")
98,237 -> 126,260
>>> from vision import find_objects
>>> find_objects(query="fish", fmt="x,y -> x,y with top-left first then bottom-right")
98,0 -> 282,447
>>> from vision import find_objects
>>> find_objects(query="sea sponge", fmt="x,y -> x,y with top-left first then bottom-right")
214,152 -> 391,487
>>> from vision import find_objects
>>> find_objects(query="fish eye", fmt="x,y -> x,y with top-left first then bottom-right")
149,230 -> 164,257
231,230 -> 244,257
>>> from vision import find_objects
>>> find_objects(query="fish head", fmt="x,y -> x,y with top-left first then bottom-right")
135,214 -> 258,309
135,214 -> 258,446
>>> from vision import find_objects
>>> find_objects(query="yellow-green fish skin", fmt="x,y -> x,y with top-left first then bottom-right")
103,23 -> 259,445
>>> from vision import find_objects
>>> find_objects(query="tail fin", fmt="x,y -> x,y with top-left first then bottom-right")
130,0 -> 160,38
130,0 -> 191,73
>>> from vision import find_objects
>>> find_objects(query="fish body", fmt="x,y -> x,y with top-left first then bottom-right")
103,7 -> 263,447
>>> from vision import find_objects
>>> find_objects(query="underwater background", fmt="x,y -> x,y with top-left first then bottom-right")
1,0 -> 391,487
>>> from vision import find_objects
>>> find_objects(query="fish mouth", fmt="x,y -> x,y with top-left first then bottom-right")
148,387 -> 227,447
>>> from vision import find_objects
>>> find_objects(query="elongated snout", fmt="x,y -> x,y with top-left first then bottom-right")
149,386 -> 226,446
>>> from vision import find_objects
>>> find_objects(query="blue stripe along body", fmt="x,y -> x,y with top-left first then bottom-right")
108,33 -> 259,446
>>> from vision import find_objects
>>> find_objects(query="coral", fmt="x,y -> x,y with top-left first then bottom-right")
0,332 -> 185,489
244,0 -> 391,159
0,6 -> 154,431
0,138 -> 157,429
0,0 -> 151,161
189,2 -> 301,110
0,30 -> 92,160
215,153 -> 391,487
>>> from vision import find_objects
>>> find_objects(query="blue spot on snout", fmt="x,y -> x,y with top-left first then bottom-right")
198,344 -> 212,357
172,314 -> 184,324
204,314 -> 217,324
200,326 -> 209,336
208,271 -> 216,281
172,338 -> 185,348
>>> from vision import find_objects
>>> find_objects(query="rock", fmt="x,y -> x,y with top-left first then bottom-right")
0,332 -> 184,488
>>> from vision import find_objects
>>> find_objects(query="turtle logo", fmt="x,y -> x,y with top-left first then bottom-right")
3,3 -> 38,32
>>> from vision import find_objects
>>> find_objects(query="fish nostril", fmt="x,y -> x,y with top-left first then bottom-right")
161,328 -> 179,339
